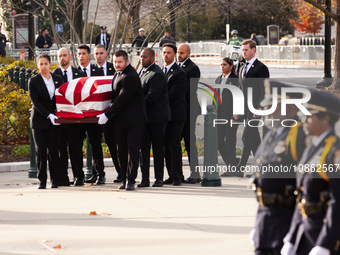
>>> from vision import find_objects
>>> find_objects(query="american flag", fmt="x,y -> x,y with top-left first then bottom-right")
55,76 -> 114,118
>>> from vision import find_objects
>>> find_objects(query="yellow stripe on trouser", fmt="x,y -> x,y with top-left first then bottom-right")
285,122 -> 302,162
318,136 -> 337,181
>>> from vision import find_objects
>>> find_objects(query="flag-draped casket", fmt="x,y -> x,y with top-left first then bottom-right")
55,76 -> 114,119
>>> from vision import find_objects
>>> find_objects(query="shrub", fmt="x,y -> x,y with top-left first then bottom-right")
12,144 -> 30,156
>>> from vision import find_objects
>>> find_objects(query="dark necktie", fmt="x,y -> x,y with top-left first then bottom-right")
102,35 -> 106,47
100,66 -> 104,75
139,69 -> 145,78
113,72 -> 121,90
83,67 -> 87,77
242,62 -> 249,80
63,70 -> 68,82
164,67 -> 168,75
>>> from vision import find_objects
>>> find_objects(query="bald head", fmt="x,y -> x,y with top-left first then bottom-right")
177,43 -> 191,63
58,47 -> 72,68
141,48 -> 155,68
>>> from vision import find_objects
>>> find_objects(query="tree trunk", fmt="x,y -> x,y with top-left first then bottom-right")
74,0 -> 83,41
331,18 -> 340,89
131,0 -> 142,36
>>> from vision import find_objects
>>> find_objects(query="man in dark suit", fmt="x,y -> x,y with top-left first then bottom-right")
93,44 -> 122,183
95,26 -> 111,51
52,47 -> 85,186
177,43 -> 201,184
35,28 -> 53,49
215,58 -> 239,170
235,39 -> 269,175
162,43 -> 187,186
65,44 -> 105,186
131,28 -> 148,52
97,50 -> 147,191
0,25 -> 7,57
138,48 -> 170,188
159,31 -> 176,47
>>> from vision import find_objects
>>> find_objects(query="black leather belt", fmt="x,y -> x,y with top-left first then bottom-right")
298,199 -> 327,218
256,188 -> 295,207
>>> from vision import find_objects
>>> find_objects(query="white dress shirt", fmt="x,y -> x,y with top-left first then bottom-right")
41,73 -> 55,100
79,63 -> 91,77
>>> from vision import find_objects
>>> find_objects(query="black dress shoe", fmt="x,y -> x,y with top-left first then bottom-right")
173,180 -> 182,186
152,180 -> 163,187
74,178 -> 85,186
38,183 -> 46,189
113,177 -> 123,183
119,181 -> 126,189
183,177 -> 202,184
163,178 -> 174,185
51,183 -> 58,188
126,182 -> 135,190
137,181 -> 150,188
96,176 -> 106,185
59,180 -> 71,186
86,175 -> 98,183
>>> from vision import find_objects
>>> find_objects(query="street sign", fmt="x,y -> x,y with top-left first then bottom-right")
56,24 -> 63,32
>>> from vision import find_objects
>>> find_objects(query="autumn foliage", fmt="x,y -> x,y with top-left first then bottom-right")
290,4 -> 324,35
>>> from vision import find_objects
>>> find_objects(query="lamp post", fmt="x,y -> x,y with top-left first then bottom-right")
316,0 -> 333,88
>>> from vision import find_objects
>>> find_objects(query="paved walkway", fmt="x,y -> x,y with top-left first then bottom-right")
0,167 -> 257,255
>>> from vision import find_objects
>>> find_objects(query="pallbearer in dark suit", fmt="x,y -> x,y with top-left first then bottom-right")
252,81 -> 306,255
53,47 -> 85,186
282,90 -> 340,255
66,44 -> 105,186
93,44 -> 122,183
235,39 -> 270,175
162,43 -> 187,186
28,54 -> 63,189
215,58 -> 239,172
97,50 -> 147,191
138,48 -> 170,188
177,43 -> 201,184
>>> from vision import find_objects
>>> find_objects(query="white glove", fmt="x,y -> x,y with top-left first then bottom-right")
48,114 -> 60,126
309,246 -> 330,255
97,113 -> 108,125
249,228 -> 255,246
281,242 -> 295,255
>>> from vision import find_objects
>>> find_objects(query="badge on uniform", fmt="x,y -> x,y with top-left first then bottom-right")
182,65 -> 186,68
274,141 -> 286,154
92,69 -> 95,72
75,73 -> 78,75
109,68 -> 112,70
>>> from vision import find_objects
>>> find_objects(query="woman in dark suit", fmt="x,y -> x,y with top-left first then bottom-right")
215,57 -> 239,171
28,54 -> 63,189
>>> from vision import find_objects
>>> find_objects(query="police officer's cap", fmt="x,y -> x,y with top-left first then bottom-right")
231,30 -> 238,35
260,80 -> 305,107
100,26 -> 107,30
139,28 -> 145,32
304,88 -> 340,116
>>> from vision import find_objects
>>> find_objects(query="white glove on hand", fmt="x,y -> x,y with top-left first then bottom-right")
48,114 -> 60,126
309,246 -> 330,255
97,113 -> 108,125
281,242 -> 295,255
248,228 -> 255,246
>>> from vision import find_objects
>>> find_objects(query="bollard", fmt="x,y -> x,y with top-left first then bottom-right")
201,105 -> 221,187
8,68 -> 13,81
85,133 -> 93,180
19,67 -> 26,90
13,66 -> 20,84
25,68 -> 32,91
28,126 -> 37,178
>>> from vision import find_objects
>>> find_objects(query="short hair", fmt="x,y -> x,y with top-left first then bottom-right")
114,50 -> 128,60
242,39 -> 256,49
36,54 -> 51,63
77,44 -> 91,54
94,44 -> 106,51
58,47 -> 71,56
162,43 -> 177,54
316,112 -> 339,128
41,27 -> 48,33
142,48 -> 155,57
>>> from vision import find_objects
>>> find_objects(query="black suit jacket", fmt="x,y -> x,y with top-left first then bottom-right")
106,62 -> 116,75
238,59 -> 269,118
78,64 -> 104,77
180,58 -> 201,117
95,33 -> 111,50
52,66 -> 85,83
164,63 -> 187,122
215,72 -> 239,120
105,64 -> 147,127
35,34 -> 53,48
140,63 -> 170,124
28,73 -> 63,129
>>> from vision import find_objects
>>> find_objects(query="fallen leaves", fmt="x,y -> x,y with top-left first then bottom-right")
89,211 -> 111,216
53,244 -> 62,249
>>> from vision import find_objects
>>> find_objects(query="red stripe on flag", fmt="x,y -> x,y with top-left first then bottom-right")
55,95 -> 72,105
89,79 -> 113,95
57,82 -> 69,97
83,108 -> 109,117
74,77 -> 89,105
82,92 -> 112,102
56,111 -> 84,118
